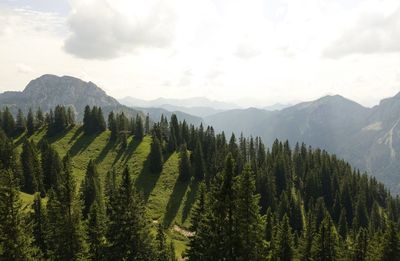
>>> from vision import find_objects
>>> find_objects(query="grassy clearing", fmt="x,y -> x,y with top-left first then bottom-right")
18,127 -> 197,257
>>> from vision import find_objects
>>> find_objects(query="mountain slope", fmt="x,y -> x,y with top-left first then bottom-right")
0,74 -> 144,121
205,94 -> 400,193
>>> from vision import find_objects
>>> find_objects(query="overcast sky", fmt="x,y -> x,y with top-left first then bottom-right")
1,0 -> 400,107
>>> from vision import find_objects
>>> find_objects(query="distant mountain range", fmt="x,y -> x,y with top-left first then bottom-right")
205,94 -> 400,193
119,96 -> 239,117
2,74 -> 400,193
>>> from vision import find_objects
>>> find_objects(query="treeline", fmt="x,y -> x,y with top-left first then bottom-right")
1,105 -> 400,260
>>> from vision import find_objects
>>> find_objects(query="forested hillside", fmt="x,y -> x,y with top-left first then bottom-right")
1,105 -> 400,260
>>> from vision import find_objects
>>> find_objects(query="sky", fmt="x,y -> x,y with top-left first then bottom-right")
1,0 -> 400,107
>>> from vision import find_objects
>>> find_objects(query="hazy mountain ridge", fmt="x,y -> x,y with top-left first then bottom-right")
119,96 -> 238,117
206,94 -> 400,193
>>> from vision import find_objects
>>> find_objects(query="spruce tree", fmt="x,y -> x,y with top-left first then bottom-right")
87,202 -> 106,260
16,108 -> 26,134
31,193 -> 48,258
21,138 -> 43,194
0,169 -> 36,260
178,144 -> 191,182
380,221 -> 400,260
106,167 -> 155,260
149,136 -> 164,173
235,165 -> 266,260
192,140 -> 206,180
311,213 -> 337,261
27,108 -> 36,135
135,114 -> 144,141
36,107 -> 44,129
2,107 -> 15,137
46,155 -> 87,260
156,224 -> 175,261
274,214 -> 293,261
80,159 -> 103,218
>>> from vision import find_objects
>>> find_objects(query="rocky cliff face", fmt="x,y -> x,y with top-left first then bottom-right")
0,74 -> 138,120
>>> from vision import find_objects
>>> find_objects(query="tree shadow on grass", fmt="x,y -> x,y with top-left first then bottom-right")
47,125 -> 75,144
95,138 -> 117,164
68,132 -> 97,157
134,157 -> 161,202
67,126 -> 83,144
121,138 -> 141,163
163,179 -> 190,227
181,179 -> 199,224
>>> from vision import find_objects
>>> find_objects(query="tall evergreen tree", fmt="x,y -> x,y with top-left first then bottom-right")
192,140 -> 206,180
80,159 -> 103,218
274,215 -> 293,261
27,108 -> 36,135
46,155 -> 87,260
178,144 -> 191,182
31,193 -> 48,258
87,202 -> 106,260
1,107 -> 15,137
135,114 -> 144,141
235,165 -> 266,260
149,136 -> 164,173
0,169 -> 36,260
21,138 -> 44,194
106,167 -> 155,260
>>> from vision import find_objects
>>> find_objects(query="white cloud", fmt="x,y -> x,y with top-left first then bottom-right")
324,4 -> 400,58
64,0 -> 176,59
16,63 -> 34,74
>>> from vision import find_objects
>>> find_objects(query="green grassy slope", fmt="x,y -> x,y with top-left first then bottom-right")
17,126 -> 197,257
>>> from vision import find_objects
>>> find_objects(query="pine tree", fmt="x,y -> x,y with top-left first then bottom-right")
87,202 -> 106,260
380,221 -> 400,260
1,107 -> 15,137
156,224 -> 175,261
46,155 -> 87,260
21,138 -> 43,194
235,165 -> 266,260
192,140 -> 206,180
36,107 -> 44,129
108,111 -> 118,141
135,114 -> 144,141
274,215 -> 293,261
80,159 -> 103,218
83,105 -> 92,134
41,141 -> 63,191
106,167 -> 155,260
178,144 -> 191,182
27,108 -> 36,135
0,169 -> 36,260
31,193 -> 47,258
145,113 -> 150,134
15,108 -> 26,134
149,136 -> 164,173
311,213 -> 337,261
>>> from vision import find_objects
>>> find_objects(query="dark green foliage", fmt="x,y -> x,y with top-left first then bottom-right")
311,213 -> 337,261
1,107 -> 16,137
135,114 -> 144,141
21,138 -> 44,194
381,221 -> 400,260
155,224 -> 176,261
80,159 -> 103,218
0,169 -> 36,260
83,106 -> 106,135
106,167 -> 155,260
149,136 -> 164,173
274,215 -> 293,261
27,108 -> 36,135
108,111 -> 118,141
31,193 -> 47,257
41,140 -> 63,191
46,155 -> 87,260
87,202 -> 106,260
178,144 -> 191,182
15,108 -> 26,134
192,140 -> 206,180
